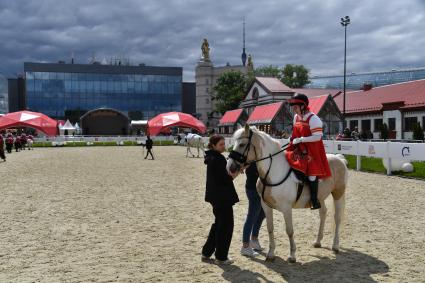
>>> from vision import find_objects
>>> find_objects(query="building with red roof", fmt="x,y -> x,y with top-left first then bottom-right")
246,102 -> 292,134
217,108 -> 248,134
334,79 -> 425,139
235,77 -> 343,137
241,77 -> 294,114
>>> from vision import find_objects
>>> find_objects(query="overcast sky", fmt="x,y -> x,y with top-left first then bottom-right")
0,0 -> 424,81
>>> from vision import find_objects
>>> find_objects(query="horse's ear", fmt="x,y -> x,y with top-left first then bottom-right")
244,123 -> 250,132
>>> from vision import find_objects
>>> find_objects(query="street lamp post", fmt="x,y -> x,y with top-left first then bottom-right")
340,15 -> 350,130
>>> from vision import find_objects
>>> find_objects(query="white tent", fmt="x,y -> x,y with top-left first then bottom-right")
130,120 -> 148,135
59,119 -> 76,136
74,122 -> 81,135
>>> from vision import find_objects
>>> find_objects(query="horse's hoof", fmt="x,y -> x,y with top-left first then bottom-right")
288,257 -> 296,263
313,242 -> 321,248
265,256 -> 275,262
332,246 -> 339,253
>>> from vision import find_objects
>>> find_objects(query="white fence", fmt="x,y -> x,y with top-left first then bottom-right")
35,135 -> 424,175
323,140 -> 425,175
222,138 -> 425,176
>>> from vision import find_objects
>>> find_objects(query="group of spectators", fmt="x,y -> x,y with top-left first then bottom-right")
0,132 -> 34,162
336,126 -> 374,141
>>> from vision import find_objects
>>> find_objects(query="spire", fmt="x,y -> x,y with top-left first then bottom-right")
241,17 -> 247,66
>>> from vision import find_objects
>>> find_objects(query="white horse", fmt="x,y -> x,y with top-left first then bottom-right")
227,125 -> 348,263
185,133 -> 205,158
26,138 -> 34,150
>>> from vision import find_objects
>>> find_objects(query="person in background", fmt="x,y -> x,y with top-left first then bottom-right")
241,163 -> 265,257
343,127 -> 351,140
360,130 -> 368,141
351,126 -> 360,140
367,130 -> 374,140
5,133 -> 14,154
14,134 -> 21,152
0,134 -> 6,161
144,135 -> 154,160
20,133 -> 27,150
202,134 -> 239,265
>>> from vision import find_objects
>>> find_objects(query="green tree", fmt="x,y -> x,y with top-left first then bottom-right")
254,65 -> 282,79
281,64 -> 310,88
212,71 -> 247,114
379,123 -> 389,140
412,122 -> 424,140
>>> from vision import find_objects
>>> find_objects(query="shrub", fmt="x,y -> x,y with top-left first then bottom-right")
412,123 -> 424,141
379,123 -> 389,140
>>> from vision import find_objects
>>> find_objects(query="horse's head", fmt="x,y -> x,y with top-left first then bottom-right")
227,124 -> 263,177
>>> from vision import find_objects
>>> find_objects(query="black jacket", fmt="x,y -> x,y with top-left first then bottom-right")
145,138 -> 153,149
204,150 -> 239,206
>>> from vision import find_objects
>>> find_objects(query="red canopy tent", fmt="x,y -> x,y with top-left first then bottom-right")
0,110 -> 58,136
147,112 -> 206,136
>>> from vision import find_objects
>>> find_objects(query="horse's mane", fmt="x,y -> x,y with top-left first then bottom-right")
233,126 -> 281,148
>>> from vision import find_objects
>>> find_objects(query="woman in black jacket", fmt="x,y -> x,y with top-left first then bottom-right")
202,135 -> 239,265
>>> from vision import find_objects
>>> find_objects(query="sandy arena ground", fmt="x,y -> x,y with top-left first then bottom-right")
0,146 -> 424,282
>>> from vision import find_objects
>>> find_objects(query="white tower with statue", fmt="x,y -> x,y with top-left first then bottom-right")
195,34 -> 250,128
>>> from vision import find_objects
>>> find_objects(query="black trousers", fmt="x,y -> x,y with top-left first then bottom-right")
145,149 -> 154,159
202,204 -> 234,261
0,148 -> 5,160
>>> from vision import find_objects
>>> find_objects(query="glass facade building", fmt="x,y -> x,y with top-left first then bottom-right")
306,68 -> 425,90
24,62 -> 182,119
0,74 -> 8,114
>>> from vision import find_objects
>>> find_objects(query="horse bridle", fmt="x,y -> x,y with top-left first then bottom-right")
228,129 -> 292,207
228,129 -> 256,166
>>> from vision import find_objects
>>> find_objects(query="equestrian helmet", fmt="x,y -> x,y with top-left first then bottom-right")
288,93 -> 309,106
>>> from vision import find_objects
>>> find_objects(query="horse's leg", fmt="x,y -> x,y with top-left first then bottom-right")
196,142 -> 200,158
332,194 -> 345,253
314,202 -> 328,248
187,143 -> 195,157
262,201 -> 275,261
282,206 -> 296,263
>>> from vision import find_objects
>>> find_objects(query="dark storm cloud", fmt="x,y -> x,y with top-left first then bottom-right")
0,0 -> 424,81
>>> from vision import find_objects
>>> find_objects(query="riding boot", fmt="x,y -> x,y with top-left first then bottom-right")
308,178 -> 321,210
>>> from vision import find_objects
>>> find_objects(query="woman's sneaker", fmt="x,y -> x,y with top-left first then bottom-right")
250,239 -> 264,251
216,258 -> 234,265
201,254 -> 213,263
240,246 -> 259,257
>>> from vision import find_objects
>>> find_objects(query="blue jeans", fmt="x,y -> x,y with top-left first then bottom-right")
242,189 -> 265,243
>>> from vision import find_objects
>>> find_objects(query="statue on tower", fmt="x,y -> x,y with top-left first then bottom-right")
201,38 -> 210,62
